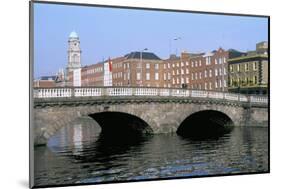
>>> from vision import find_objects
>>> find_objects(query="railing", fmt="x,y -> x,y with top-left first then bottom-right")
33,87 -> 268,104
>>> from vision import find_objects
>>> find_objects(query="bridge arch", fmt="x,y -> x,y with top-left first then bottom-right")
88,111 -> 153,137
177,110 -> 234,138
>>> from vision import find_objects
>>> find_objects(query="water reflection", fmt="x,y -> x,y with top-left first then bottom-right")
34,118 -> 268,187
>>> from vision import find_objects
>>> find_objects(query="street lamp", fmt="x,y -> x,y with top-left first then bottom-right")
172,37 -> 182,88
140,48 -> 148,86
173,37 -> 181,56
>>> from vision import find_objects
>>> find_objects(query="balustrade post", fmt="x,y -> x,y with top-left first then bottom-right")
101,87 -> 106,96
71,88 -> 75,97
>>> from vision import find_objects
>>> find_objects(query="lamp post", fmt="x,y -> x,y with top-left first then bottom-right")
173,37 -> 181,56
221,57 -> 225,92
173,37 -> 182,88
140,48 -> 148,86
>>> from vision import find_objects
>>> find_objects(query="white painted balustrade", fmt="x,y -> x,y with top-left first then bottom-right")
33,87 -> 268,104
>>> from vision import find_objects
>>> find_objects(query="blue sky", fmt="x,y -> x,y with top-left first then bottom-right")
34,3 -> 268,78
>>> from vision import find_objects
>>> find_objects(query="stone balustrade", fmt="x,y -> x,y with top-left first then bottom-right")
33,87 -> 268,104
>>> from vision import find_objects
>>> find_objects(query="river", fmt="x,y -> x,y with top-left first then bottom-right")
34,117 -> 268,187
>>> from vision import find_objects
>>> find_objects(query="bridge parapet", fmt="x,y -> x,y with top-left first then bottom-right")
33,87 -> 268,105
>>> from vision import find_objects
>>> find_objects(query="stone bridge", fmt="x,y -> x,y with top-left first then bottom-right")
32,87 -> 268,146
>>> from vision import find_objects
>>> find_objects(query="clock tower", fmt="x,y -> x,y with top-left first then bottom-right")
66,31 -> 81,78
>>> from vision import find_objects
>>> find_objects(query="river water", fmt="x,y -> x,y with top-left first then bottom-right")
34,118 -> 269,187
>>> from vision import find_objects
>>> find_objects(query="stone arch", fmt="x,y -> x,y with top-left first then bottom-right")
80,104 -> 159,133
88,111 -> 153,137
176,109 -> 234,138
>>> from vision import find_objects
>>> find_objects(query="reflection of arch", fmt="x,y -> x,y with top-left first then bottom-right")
88,111 -> 153,137
177,110 -> 234,138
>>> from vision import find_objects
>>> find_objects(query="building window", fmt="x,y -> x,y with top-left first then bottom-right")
253,62 -> 258,70
173,70 -> 175,75
137,72 -> 141,80
206,57 -> 211,65
209,70 -> 212,77
219,68 -> 222,76
146,63 -> 150,69
177,78 -> 179,84
168,73 -> 171,80
230,65 -> 233,73
181,77 -> 184,84
191,73 -> 194,80
224,80 -> 227,87
186,68 -> 189,74
177,69 -> 179,75
155,64 -> 159,70
199,60 -> 202,66
195,61 -> 198,67
181,62 -> 184,67
215,81 -> 218,88
224,68 -> 226,75
164,64 -> 166,69
181,69 -> 184,74
173,78 -> 175,84
164,73 -> 167,80
209,82 -> 212,90
219,80 -> 222,88
192,61 -> 194,67
253,75 -> 257,84
146,73 -> 150,80
205,82 -> 208,90
155,72 -> 159,80
168,63 -> 170,68
215,69 -> 218,76
186,61 -> 189,66
186,77 -> 189,83
199,72 -> 202,79
176,63 -> 179,67
215,59 -> 217,64
205,70 -> 208,78
245,63 -> 249,71
237,64 -> 240,72
195,73 -> 198,80
172,63 -> 175,68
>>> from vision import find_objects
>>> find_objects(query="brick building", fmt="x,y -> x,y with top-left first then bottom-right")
35,33 -> 268,94
33,76 -> 57,88
120,52 -> 164,87
163,48 -> 230,91
228,42 -> 268,94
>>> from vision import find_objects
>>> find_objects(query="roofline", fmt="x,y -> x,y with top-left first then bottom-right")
228,54 -> 268,62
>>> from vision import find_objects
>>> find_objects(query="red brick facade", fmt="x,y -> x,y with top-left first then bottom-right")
35,49 -> 229,92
